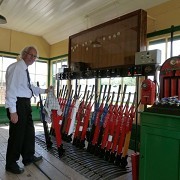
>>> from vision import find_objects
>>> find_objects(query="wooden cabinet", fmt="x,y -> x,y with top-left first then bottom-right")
139,112 -> 180,180
69,9 -> 147,69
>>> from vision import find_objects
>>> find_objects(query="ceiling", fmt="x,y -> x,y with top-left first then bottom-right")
0,0 -> 170,45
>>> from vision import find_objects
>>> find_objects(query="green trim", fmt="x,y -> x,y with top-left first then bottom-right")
0,106 -> 40,123
49,54 -> 68,61
0,51 -> 19,56
48,60 -> 51,86
0,50 -> 50,91
147,25 -> 180,38
39,57 -> 49,60
0,50 -> 68,61
149,39 -> 166,45
149,35 -> 180,45
0,51 -> 49,60
0,55 -> 18,59
168,35 -> 180,41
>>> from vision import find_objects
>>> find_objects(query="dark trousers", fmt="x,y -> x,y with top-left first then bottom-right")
6,98 -> 35,165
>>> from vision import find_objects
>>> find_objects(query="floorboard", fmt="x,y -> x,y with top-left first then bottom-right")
0,123 -> 133,180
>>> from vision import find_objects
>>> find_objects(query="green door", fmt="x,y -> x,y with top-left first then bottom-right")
140,126 -> 180,180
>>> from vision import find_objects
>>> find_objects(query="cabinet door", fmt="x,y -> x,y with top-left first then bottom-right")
139,126 -> 180,180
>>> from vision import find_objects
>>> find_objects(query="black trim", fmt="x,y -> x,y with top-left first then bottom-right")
49,54 -> 68,61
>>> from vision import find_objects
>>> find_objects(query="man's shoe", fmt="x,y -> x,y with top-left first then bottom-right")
6,163 -> 24,174
32,155 -> 43,163
23,155 -> 43,166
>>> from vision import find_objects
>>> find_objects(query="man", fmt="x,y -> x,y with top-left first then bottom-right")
5,45 -> 52,174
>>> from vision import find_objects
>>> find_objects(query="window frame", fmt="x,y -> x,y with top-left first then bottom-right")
147,33 -> 180,65
0,53 -> 49,105
50,56 -> 68,95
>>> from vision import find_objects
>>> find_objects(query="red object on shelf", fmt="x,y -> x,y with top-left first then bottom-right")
141,79 -> 156,105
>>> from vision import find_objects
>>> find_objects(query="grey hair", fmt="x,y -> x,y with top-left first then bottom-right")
19,45 -> 39,59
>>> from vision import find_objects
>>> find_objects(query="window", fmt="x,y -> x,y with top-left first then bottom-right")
51,57 -> 68,95
0,56 -> 17,104
28,60 -> 48,104
148,35 -> 180,65
29,60 -> 48,89
100,77 -> 136,105
0,55 -> 48,105
167,36 -> 180,58
148,39 -> 166,64
72,78 -> 95,95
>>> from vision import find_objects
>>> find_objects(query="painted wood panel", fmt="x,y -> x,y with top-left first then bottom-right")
69,9 -> 147,69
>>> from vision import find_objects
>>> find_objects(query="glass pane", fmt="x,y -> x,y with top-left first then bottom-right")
167,39 -> 180,58
79,79 -> 87,96
35,75 -> 47,88
35,61 -> 48,75
0,71 -> 2,86
0,85 -> 5,104
50,59 -> 68,96
87,78 -> 95,91
87,78 -> 95,109
62,61 -> 68,66
52,76 -> 56,87
54,79 -> 68,97
71,79 -> 77,93
52,63 -> 57,76
2,57 -> 16,71
148,40 -> 166,65
110,77 -> 122,92
123,77 -> 136,103
0,57 -> 2,71
100,78 -> 110,85
57,62 -> 62,73
0,57 -> 16,105
28,63 -> 35,74
110,77 -> 122,104
0,72 -> 6,104
2,72 -> 6,85
30,74 -> 35,84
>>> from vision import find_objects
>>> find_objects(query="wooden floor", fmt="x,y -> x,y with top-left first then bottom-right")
0,122 -> 133,180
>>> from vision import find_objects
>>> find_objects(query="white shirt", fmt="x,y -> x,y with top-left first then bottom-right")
5,59 -> 46,113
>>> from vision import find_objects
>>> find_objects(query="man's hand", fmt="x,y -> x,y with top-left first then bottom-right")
10,112 -> 18,124
45,86 -> 54,93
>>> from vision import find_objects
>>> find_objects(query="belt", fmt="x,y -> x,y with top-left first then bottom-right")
17,97 -> 31,100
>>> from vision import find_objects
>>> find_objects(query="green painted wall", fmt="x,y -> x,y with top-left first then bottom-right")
0,106 -> 8,123
0,106 -> 41,123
